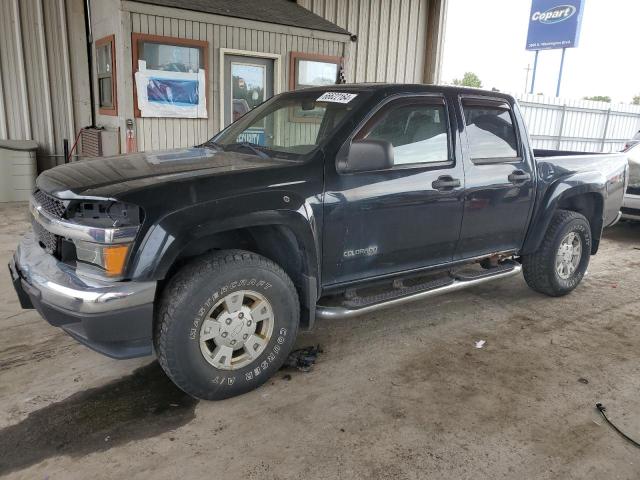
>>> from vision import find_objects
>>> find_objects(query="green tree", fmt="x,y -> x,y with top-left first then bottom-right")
633,95 -> 640,105
583,95 -> 611,103
452,72 -> 482,88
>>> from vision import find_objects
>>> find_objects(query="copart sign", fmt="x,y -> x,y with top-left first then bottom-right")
525,0 -> 584,51
531,5 -> 576,24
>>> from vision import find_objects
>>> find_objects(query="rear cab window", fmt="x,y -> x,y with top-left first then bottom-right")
462,98 -> 520,163
355,97 -> 451,167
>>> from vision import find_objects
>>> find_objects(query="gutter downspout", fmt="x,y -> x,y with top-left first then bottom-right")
84,0 -> 95,127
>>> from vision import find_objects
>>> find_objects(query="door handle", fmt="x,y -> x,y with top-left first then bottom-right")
432,175 -> 461,190
508,170 -> 531,184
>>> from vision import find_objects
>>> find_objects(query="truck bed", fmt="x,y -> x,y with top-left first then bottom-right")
532,149 -> 628,230
533,148 -> 607,158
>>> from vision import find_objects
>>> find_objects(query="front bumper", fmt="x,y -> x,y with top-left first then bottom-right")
10,231 -> 157,359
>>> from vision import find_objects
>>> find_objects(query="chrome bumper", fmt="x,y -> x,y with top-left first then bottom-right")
13,231 -> 156,315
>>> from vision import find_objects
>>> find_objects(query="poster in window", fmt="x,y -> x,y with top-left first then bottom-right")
134,60 -> 207,118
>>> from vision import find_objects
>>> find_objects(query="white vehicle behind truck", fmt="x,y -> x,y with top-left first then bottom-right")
622,142 -> 640,220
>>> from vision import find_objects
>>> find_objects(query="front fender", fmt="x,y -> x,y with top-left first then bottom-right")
521,170 -> 606,255
129,191 -> 320,284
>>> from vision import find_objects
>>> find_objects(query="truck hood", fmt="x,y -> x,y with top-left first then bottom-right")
36,147 -> 288,198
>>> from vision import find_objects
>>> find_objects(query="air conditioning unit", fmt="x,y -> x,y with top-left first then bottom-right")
80,127 -> 120,158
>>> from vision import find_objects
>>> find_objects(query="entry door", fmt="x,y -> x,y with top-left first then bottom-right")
322,96 -> 465,286
454,97 -> 535,259
223,55 -> 274,129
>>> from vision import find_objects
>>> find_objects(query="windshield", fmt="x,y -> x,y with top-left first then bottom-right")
209,90 -> 370,160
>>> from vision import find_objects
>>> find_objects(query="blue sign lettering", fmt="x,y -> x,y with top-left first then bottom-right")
526,0 -> 584,50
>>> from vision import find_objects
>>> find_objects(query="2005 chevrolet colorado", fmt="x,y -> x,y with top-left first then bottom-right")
9,85 -> 628,400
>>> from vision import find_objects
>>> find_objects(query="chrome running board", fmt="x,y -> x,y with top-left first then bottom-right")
315,264 -> 522,320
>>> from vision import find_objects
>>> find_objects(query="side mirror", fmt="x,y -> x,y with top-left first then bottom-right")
343,139 -> 394,173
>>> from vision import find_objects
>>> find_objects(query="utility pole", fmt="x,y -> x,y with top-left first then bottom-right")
530,50 -> 539,94
524,64 -> 532,93
556,48 -> 566,97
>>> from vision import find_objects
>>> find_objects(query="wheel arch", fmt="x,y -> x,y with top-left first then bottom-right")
140,210 -> 320,329
523,181 -> 605,255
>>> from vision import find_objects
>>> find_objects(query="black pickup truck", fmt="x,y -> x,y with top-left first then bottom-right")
10,85 -> 627,400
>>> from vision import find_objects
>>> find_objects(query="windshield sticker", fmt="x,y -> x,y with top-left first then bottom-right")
317,92 -> 358,104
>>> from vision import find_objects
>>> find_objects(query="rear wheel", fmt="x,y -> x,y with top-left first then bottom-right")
154,250 -> 299,400
522,210 -> 591,297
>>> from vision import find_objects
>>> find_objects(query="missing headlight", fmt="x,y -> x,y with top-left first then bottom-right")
67,200 -> 143,228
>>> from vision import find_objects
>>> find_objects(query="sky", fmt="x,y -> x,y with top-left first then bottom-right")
441,0 -> 640,103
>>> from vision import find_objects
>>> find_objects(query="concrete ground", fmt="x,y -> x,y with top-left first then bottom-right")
1,201 -> 639,480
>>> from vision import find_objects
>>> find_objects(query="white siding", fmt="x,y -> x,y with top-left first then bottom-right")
0,0 -> 91,170
298,0 -> 432,83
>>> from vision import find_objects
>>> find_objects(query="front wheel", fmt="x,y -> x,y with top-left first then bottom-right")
522,210 -> 591,297
154,250 -> 299,400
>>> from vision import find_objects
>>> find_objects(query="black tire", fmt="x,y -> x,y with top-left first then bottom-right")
154,250 -> 299,400
522,209 -> 591,297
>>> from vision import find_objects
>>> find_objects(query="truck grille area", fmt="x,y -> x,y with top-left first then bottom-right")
32,220 -> 60,255
31,190 -> 69,257
33,189 -> 67,218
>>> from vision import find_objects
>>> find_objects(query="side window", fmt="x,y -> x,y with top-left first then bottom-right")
96,35 -> 117,115
462,102 -> 519,161
357,100 -> 450,166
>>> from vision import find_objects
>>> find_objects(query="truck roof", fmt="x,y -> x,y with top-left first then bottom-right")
296,83 -> 517,104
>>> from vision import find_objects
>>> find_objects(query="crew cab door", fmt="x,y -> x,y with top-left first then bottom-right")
322,95 -> 465,286
454,97 -> 535,259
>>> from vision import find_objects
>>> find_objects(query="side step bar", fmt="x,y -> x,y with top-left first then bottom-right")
316,263 -> 522,320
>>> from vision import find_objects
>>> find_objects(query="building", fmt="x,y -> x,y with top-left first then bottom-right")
0,0 -> 447,171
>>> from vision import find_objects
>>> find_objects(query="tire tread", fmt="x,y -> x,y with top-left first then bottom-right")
522,209 -> 589,297
154,250 -> 298,399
